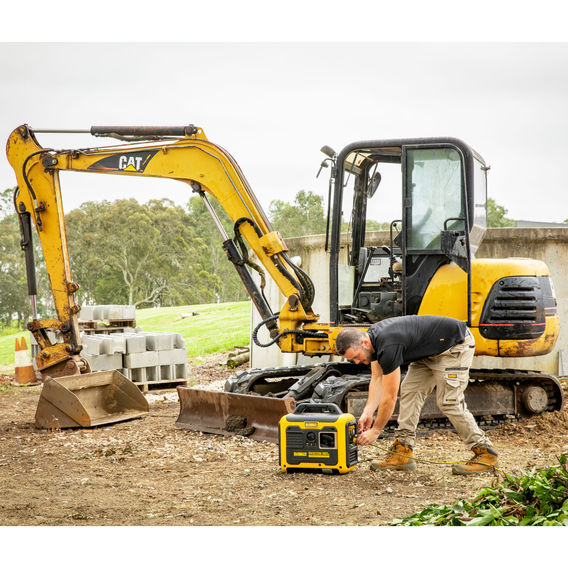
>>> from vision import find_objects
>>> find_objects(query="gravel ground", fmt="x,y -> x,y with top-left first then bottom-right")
1,353 -> 567,551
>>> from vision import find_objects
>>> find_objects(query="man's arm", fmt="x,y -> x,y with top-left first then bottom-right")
357,361 -> 382,433
357,366 -> 401,446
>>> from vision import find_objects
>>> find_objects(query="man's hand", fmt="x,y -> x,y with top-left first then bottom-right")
357,411 -> 374,434
357,427 -> 381,446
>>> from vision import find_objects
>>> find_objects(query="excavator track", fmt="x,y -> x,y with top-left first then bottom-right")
222,363 -> 564,437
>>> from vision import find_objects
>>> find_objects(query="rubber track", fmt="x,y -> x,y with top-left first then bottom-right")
227,365 -> 564,433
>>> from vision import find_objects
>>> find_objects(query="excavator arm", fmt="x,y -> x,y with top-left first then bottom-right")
6,124 -> 335,378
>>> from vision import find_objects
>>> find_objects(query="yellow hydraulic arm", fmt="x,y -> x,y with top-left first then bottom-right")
6,124 -> 335,377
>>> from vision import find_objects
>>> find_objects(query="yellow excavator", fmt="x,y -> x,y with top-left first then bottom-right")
6,124 -> 563,438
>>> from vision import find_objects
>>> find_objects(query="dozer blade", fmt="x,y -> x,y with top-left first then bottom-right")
34,370 -> 149,429
176,387 -> 296,443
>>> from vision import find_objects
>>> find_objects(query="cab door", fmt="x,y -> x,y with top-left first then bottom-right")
401,144 -> 471,321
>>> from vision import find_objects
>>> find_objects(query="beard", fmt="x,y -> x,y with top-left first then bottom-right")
360,345 -> 373,365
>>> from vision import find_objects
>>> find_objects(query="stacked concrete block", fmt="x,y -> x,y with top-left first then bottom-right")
80,334 -> 124,372
78,304 -> 136,322
123,331 -> 189,383
122,347 -> 160,382
28,305 -> 188,388
81,330 -> 189,385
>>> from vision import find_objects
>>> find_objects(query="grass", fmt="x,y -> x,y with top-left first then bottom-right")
0,331 -> 25,373
135,301 -> 251,357
0,301 -> 252,372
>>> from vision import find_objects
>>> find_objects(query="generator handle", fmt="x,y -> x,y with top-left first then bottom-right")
294,403 -> 342,415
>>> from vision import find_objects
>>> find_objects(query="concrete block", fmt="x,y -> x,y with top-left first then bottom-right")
145,366 -> 159,381
124,351 -> 159,369
85,353 -> 123,372
157,349 -> 188,365
173,333 -> 185,348
79,306 -> 94,321
174,362 -> 188,380
79,304 -> 136,322
82,335 -> 114,355
106,305 -> 135,320
129,367 -> 146,383
123,334 -> 147,354
99,337 -> 113,355
91,306 -> 104,320
81,335 -> 104,356
110,335 -> 127,354
145,332 -> 175,351
123,305 -> 136,320
159,365 -> 174,381
160,363 -> 188,380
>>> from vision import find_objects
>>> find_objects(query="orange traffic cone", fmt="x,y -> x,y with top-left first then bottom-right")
15,336 -> 36,385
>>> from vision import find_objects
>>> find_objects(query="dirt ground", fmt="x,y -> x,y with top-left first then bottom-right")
1,354 -> 568,527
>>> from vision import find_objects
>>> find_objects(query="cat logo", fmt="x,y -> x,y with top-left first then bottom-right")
119,155 -> 143,171
88,150 -> 158,173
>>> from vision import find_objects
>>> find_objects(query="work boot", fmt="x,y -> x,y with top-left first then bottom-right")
452,445 -> 499,475
372,440 -> 416,471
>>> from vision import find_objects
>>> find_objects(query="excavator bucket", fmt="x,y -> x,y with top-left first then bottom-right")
176,387 -> 296,443
34,371 -> 149,429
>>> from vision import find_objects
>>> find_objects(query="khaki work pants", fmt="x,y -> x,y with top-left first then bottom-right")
394,333 -> 492,450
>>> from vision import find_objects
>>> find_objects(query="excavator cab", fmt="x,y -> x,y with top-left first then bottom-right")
327,138 -> 487,328
325,137 -> 558,360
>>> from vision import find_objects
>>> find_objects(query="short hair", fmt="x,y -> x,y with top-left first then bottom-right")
335,328 -> 366,356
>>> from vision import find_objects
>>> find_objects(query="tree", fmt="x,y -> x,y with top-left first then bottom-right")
269,190 -> 327,238
0,188 -> 27,326
487,198 -> 515,227
186,196 -> 250,302
65,199 -> 220,307
0,188 -> 47,327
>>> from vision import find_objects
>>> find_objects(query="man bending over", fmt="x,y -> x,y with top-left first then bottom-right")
335,315 -> 498,475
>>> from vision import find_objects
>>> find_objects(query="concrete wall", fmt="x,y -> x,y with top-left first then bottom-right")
250,228 -> 568,375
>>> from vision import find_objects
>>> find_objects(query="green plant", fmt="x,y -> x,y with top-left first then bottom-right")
393,455 -> 568,526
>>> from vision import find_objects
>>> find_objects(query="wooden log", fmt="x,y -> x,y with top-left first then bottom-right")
227,352 -> 250,369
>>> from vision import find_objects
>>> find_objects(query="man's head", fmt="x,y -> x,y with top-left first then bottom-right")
335,328 -> 374,365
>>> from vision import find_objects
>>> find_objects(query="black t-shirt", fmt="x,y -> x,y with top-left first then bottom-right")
367,315 -> 468,375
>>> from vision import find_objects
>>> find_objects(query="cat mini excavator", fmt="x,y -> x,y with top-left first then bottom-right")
6,124 -> 563,436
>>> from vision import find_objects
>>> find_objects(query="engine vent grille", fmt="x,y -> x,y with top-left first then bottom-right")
480,276 -> 549,340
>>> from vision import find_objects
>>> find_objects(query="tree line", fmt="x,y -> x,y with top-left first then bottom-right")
0,188 -> 327,329
0,186 -> 518,330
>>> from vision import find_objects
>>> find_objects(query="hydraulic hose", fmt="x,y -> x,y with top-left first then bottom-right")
252,313 -> 328,348
234,217 -> 312,310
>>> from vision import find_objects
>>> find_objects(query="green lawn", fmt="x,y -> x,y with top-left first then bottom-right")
0,330 -> 26,373
0,301 -> 252,372
136,301 -> 251,356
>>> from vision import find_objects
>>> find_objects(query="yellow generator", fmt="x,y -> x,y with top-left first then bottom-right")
279,403 -> 358,474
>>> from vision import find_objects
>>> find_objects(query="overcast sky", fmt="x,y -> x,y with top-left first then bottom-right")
1,9 -> 568,228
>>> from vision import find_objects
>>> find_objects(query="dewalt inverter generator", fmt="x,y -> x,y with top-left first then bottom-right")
279,402 -> 358,474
